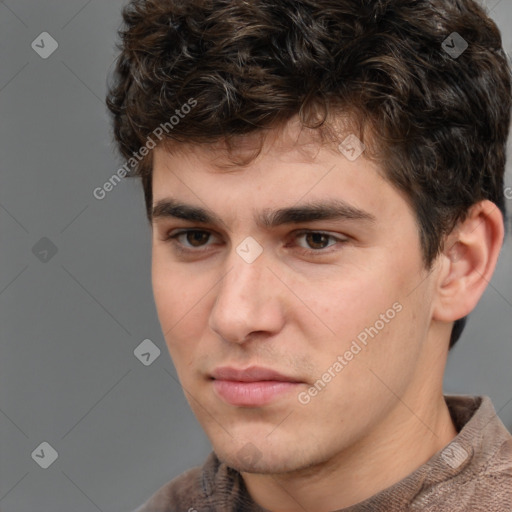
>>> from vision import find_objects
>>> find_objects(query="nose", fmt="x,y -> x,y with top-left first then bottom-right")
208,246 -> 285,344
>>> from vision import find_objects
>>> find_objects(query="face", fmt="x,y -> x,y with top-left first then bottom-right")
151,118 -> 440,475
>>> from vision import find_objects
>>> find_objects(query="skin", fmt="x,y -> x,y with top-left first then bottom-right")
150,117 -> 503,511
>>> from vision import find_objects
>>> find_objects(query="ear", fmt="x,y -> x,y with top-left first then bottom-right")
432,200 -> 504,323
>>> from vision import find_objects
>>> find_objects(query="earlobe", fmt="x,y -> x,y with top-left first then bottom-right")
432,200 -> 504,323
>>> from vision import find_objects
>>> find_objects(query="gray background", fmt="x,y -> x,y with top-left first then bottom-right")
0,1 -> 511,511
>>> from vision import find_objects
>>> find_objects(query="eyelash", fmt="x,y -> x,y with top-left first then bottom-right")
162,229 -> 348,257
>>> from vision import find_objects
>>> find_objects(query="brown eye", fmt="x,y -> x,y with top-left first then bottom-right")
292,230 -> 348,257
164,229 -> 216,252
184,230 -> 210,247
304,232 -> 331,250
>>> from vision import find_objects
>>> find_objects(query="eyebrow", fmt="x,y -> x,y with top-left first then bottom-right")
151,198 -> 376,229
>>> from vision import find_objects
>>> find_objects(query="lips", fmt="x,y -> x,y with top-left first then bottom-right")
210,366 -> 302,383
210,366 -> 303,406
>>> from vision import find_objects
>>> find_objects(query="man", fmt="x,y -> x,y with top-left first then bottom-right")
106,0 -> 512,510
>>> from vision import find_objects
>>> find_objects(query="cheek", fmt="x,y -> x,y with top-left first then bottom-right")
151,253 -> 208,352
295,257 -> 422,385
298,268 -> 401,342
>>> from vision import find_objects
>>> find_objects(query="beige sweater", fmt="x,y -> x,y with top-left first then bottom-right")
134,395 -> 512,511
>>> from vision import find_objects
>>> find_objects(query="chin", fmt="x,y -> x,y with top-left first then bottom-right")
223,452 -> 293,474
212,438 -> 303,475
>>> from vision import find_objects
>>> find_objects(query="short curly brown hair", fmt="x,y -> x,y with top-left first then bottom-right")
106,0 -> 511,349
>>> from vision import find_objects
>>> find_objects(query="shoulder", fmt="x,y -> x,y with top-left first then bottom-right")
416,396 -> 512,511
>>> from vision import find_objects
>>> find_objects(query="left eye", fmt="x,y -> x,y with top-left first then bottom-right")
295,231 -> 338,250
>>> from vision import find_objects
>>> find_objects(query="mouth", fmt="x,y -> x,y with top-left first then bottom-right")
210,366 -> 304,407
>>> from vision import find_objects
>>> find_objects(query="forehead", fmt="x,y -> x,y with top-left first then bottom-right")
153,112 -> 369,172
